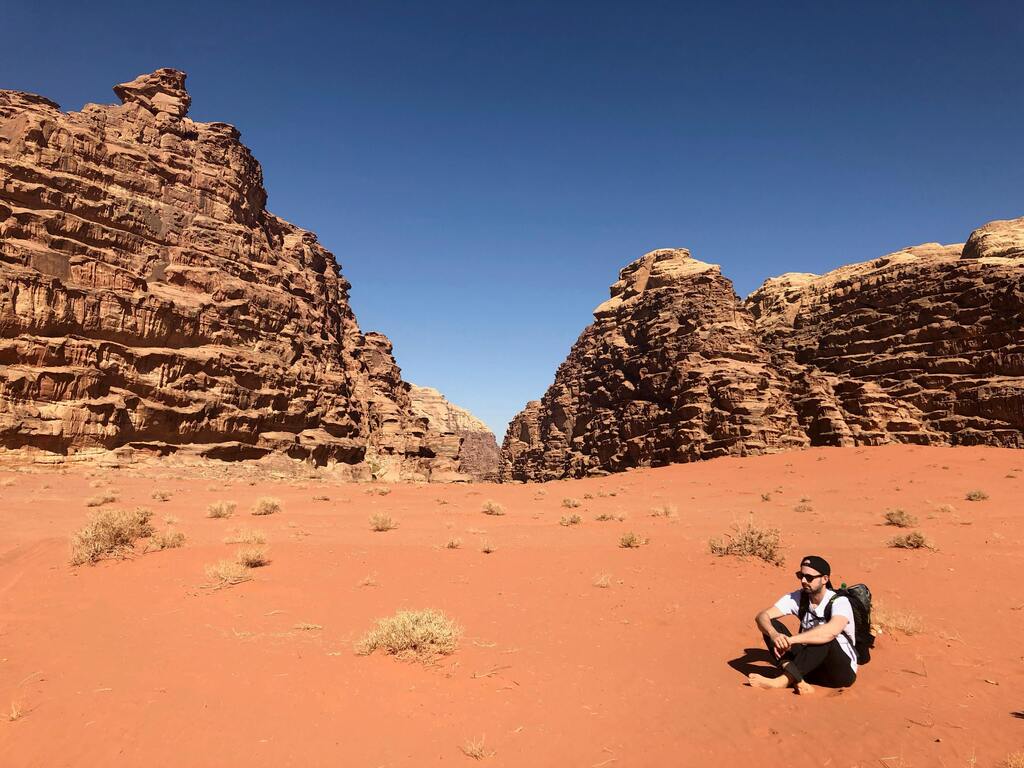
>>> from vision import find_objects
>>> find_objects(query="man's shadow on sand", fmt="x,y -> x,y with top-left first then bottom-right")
727,647 -> 778,677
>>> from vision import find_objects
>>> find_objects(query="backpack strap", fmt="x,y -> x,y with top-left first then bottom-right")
823,593 -> 838,622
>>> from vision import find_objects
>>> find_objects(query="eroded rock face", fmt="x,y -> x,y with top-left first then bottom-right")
501,224 -> 1024,481
0,70 -> 483,479
408,385 -> 499,481
747,236 -> 1024,449
500,249 -> 808,481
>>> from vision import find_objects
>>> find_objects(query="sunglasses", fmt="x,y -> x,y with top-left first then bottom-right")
795,571 -> 824,582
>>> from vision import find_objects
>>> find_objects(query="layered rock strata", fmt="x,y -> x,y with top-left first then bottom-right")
500,249 -> 809,481
0,69 -> 484,480
501,219 -> 1024,481
408,385 -> 499,481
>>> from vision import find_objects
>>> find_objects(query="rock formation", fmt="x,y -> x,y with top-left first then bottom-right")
501,219 -> 1024,481
0,69 -> 490,480
408,385 -> 499,481
500,249 -> 809,481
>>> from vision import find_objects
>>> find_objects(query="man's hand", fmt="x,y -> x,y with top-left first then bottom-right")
771,632 -> 791,655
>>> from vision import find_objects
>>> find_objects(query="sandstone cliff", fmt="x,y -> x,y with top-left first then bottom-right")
501,219 -> 1024,480
408,385 -> 499,481
0,69 -> 486,480
501,249 -> 808,481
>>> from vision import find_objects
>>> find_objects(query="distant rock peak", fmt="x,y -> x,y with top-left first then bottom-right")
113,68 -> 191,118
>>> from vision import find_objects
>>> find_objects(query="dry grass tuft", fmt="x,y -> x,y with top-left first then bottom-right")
888,531 -> 932,550
708,517 -> 784,565
151,490 -> 172,502
619,531 -> 648,549
445,537 -> 462,549
163,515 -> 180,525
965,489 -> 989,502
561,497 -> 582,508
223,528 -> 266,545
366,486 -> 392,496
356,608 -> 462,661
593,573 -> 612,588
760,492 -> 771,502
70,507 -> 154,565
460,736 -> 494,760
252,497 -> 281,516
794,503 -> 813,514
872,605 -> 923,636
312,494 -> 330,501
480,541 -> 495,554
559,513 -> 582,526
370,512 -> 397,532
358,574 -> 379,587
884,509 -> 918,527
7,701 -> 25,721
236,546 -> 269,568
650,504 -> 677,518
206,500 -> 236,519
294,622 -> 323,631
149,530 -> 185,550
594,512 -> 616,522
481,500 -> 505,516
85,491 -> 119,508
205,559 -> 251,588
999,753 -> 1024,768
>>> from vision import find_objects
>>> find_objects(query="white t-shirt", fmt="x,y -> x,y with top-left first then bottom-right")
773,589 -> 858,672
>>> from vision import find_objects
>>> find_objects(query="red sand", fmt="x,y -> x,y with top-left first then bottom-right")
1,445 -> 1021,767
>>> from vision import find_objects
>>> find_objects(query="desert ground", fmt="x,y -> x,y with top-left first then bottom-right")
1,445 -> 1021,767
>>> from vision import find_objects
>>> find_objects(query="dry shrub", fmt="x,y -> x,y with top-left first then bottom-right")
561,497 -> 582,508
888,531 -> 932,550
237,546 -> 269,568
884,509 -> 917,527
365,486 -> 392,496
559,513 -> 582,526
872,605 -> 923,636
205,560 -> 251,588
593,573 -> 611,588
481,500 -> 505,516
708,517 -> 784,565
1000,753 -> 1024,768
936,503 -> 956,514
445,537 -> 462,549
70,507 -> 154,565
356,608 -> 461,661
619,531 -> 647,548
85,491 -> 119,508
223,528 -> 266,545
151,490 -> 172,502
650,504 -> 677,518
594,513 -> 616,522
149,530 -> 185,550
207,500 -> 236,519
294,622 -> 323,631
760,492 -> 771,502
252,497 -> 281,516
460,736 -> 494,760
480,541 -> 495,554
794,503 -> 813,514
370,512 -> 397,532
583,493 -> 594,500
965,489 -> 989,501
312,495 -> 330,502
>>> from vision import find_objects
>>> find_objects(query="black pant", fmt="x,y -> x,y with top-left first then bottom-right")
762,619 -> 857,687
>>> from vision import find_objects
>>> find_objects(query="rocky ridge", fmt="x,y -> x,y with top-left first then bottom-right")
408,385 -> 499,481
501,218 -> 1024,481
0,69 -> 495,480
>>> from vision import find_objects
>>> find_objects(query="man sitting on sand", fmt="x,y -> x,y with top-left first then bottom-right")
749,555 -> 857,694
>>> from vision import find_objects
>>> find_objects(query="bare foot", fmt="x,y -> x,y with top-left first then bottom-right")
794,680 -> 816,695
747,673 -> 789,690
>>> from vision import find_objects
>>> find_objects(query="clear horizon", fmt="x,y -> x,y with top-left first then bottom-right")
4,1 -> 1022,438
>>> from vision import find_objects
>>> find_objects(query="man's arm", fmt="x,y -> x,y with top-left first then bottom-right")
789,615 -> 848,646
755,605 -> 788,653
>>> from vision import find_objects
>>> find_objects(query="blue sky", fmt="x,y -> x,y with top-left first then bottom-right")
4,1 -> 1022,437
